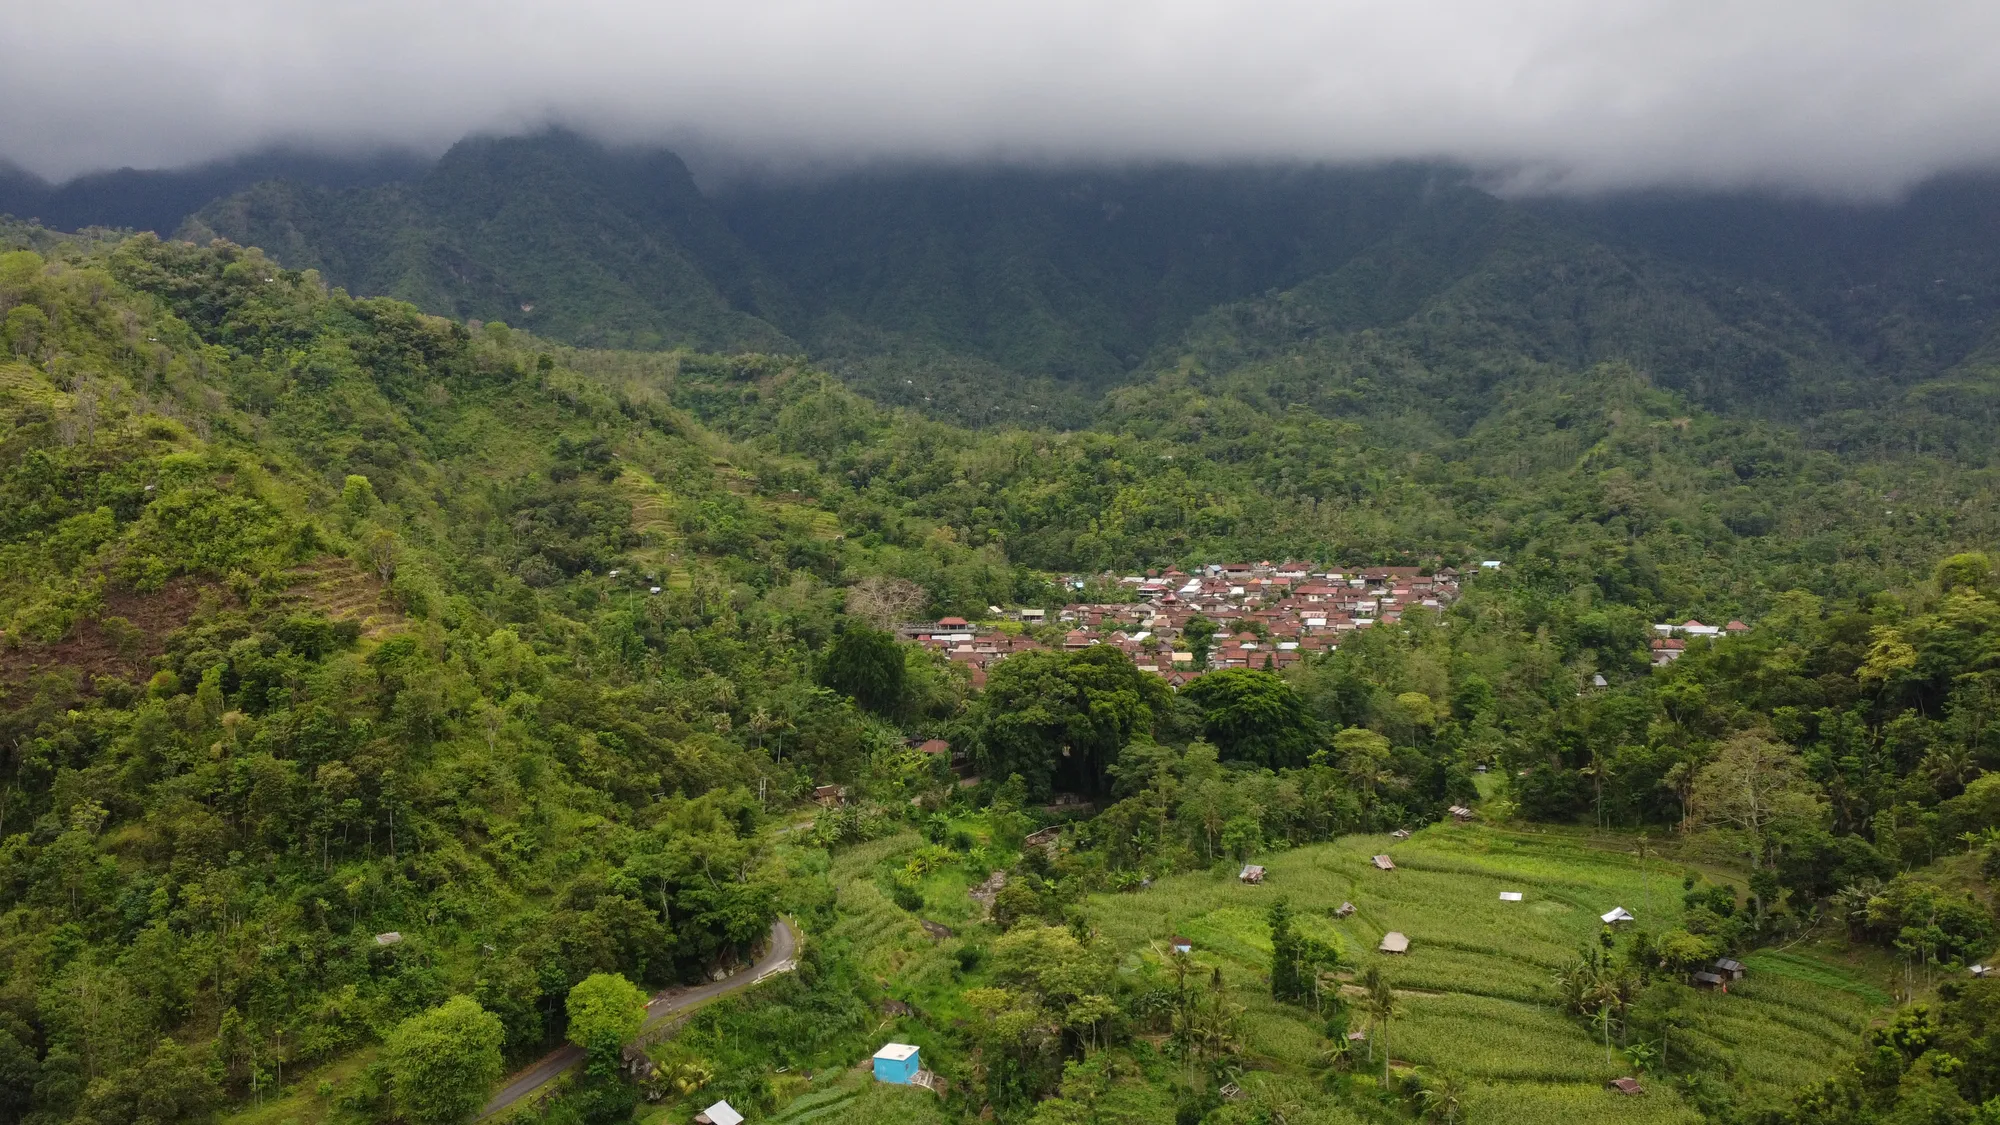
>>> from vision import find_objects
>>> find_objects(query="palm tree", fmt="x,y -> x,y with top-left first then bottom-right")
1361,966 -> 1401,1083
1416,1070 -> 1467,1124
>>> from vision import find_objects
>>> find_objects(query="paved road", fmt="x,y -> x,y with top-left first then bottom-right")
479,918 -> 799,1119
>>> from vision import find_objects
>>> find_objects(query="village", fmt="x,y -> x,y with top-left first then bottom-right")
897,561 -> 1474,688
890,558 -> 1751,685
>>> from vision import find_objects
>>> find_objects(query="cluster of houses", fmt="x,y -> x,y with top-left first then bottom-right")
900,562 -> 1468,687
1650,618 -> 1750,666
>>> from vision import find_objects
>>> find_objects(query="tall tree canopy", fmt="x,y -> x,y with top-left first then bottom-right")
383,997 -> 505,1125
1181,668 -> 1325,769
967,647 -> 1174,799
818,626 -> 908,715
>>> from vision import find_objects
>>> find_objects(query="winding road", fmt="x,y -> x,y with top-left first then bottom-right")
479,918 -> 799,1119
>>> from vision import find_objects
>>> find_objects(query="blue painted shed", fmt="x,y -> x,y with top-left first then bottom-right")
873,1042 -> 921,1084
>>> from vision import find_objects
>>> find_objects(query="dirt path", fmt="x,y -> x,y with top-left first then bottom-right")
479,918 -> 799,1119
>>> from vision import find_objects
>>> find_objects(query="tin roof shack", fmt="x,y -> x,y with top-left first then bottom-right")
1372,855 -> 1396,870
1238,864 -> 1265,884
695,1101 -> 744,1125
1379,931 -> 1410,954
1714,958 -> 1747,981
1601,907 -> 1635,926
1170,936 -> 1194,954
1499,892 -> 1523,902
1691,971 -> 1727,991
1608,1078 -> 1644,1096
873,1043 -> 922,1084
1334,902 -> 1356,918
814,784 -> 847,807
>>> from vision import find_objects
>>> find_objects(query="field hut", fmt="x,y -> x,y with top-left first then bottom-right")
814,785 -> 847,808
1973,964 -> 1992,978
1334,902 -> 1356,918
1372,855 -> 1396,871
1691,970 -> 1727,991
1600,907 -> 1635,926
1379,931 -> 1410,954
1170,936 -> 1194,953
695,1101 -> 744,1125
1608,1078 -> 1643,1096
1390,829 -> 1412,840
1499,891 -> 1523,902
1238,864 -> 1266,884
1448,805 -> 1474,821
1714,958 -> 1747,981
873,1043 -> 922,1084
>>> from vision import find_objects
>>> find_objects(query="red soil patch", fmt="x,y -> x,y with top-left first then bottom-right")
0,577 -> 215,695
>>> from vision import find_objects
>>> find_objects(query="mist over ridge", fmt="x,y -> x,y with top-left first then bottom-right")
5,0 -> 2000,197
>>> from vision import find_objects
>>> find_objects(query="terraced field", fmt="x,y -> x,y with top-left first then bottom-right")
1088,825 -> 1892,1123
766,1068 -> 951,1125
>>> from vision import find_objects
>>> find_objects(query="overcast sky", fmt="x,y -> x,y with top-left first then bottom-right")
6,0 -> 1999,196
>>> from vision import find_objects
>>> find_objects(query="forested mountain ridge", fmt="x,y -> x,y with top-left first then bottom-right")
180,132 -> 795,355
162,129 -> 2000,438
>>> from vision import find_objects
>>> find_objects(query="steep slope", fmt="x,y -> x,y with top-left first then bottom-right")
0,146 -> 426,235
186,130 -> 796,353
714,162 -> 1459,392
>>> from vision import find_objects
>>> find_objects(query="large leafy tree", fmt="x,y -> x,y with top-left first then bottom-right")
565,973 -> 650,1073
383,997 -> 505,1125
1181,668 -> 1325,768
818,626 -> 908,714
967,646 -> 1173,798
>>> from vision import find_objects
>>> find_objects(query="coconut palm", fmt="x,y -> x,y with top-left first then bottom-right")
1416,1070 -> 1467,1124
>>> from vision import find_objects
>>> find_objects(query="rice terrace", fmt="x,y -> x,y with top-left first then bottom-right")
1089,825 -> 1895,1123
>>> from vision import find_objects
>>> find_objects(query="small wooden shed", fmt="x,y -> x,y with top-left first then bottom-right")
1372,855 -> 1396,871
1714,957 -> 1747,981
1170,936 -> 1194,954
1608,1077 -> 1643,1096
1379,931 -> 1410,954
1238,864 -> 1266,884
1691,970 -> 1727,991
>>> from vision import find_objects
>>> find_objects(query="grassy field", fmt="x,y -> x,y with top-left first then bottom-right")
1087,823 -> 1895,1124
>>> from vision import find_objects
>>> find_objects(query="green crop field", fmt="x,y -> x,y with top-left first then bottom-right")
1087,824 -> 1894,1123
